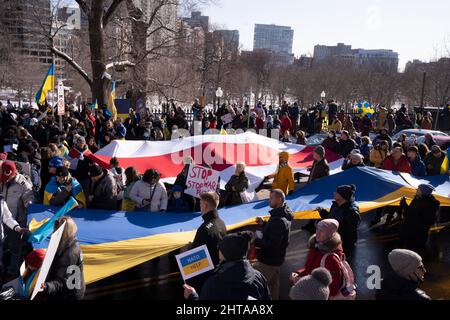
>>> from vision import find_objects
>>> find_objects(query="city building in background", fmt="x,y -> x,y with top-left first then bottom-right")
182,11 -> 209,31
0,0 -> 52,65
253,24 -> 294,65
212,29 -> 240,53
313,42 -> 399,72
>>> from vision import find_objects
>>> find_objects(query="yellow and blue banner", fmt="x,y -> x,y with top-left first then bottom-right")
35,64 -> 55,105
28,167 -> 450,284
29,196 -> 78,244
108,81 -> 118,121
441,148 -> 449,174
175,245 -> 214,280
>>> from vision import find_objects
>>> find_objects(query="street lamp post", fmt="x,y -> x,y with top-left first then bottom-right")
215,87 -> 223,112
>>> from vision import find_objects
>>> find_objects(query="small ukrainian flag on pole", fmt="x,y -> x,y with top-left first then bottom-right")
91,99 -> 98,110
35,64 -> 55,105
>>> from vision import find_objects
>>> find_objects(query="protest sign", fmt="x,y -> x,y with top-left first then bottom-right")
57,80 -> 65,116
30,221 -> 66,300
221,113 -> 234,125
185,164 -> 220,199
175,245 -> 214,281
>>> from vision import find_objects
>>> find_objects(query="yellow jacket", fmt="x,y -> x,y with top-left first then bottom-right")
269,165 -> 295,196
328,120 -> 342,132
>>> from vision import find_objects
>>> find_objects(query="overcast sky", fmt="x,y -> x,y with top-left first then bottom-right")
200,0 -> 450,70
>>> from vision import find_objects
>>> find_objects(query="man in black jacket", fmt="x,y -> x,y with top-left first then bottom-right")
87,164 -> 118,210
338,131 -> 357,158
183,231 -> 271,300
254,189 -> 293,300
399,184 -> 440,255
319,184 -> 361,260
188,192 -> 227,293
376,249 -> 430,300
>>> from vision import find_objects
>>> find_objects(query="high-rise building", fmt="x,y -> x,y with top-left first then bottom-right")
0,0 -> 52,65
182,11 -> 209,31
212,30 -> 240,53
253,24 -> 294,54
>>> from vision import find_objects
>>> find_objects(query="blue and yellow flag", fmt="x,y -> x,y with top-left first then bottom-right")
441,148 -> 449,174
35,64 -> 54,105
108,81 -> 118,121
29,196 -> 78,244
27,167 -> 450,284
91,99 -> 98,110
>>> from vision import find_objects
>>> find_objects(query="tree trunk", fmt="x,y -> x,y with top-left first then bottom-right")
89,0 -> 108,106
127,0 -> 148,107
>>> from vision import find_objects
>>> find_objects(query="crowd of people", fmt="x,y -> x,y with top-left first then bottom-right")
0,97 -> 449,301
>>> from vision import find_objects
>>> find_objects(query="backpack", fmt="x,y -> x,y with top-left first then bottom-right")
320,252 -> 356,300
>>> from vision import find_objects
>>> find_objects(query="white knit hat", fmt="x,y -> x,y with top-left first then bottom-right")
388,249 -> 422,279
289,268 -> 332,300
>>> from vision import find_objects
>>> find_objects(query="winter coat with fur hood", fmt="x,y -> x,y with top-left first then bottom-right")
293,233 -> 345,297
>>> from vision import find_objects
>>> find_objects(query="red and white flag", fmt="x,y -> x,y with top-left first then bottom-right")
88,132 -> 343,190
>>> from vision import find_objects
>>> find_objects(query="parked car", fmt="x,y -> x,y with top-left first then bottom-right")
392,129 -> 449,141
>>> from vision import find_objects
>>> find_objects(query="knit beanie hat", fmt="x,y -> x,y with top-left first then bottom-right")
1,161 -> 17,183
279,151 -> 290,161
172,185 -> 184,193
25,249 -> 46,269
89,164 -> 103,177
388,249 -> 423,280
314,146 -> 325,158
289,268 -> 332,300
418,184 -> 435,197
336,184 -> 356,201
56,166 -> 69,177
316,219 -> 339,241
219,231 -> 253,261
49,156 -> 63,168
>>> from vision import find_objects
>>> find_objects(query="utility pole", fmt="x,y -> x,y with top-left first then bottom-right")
420,72 -> 426,109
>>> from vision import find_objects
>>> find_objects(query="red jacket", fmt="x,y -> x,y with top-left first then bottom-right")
294,235 -> 344,297
280,117 -> 292,136
381,155 -> 412,173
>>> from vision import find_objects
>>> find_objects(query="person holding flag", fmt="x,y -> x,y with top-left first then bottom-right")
35,64 -> 54,106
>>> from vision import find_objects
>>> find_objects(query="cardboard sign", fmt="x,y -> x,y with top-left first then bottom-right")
185,164 -> 220,199
30,221 -> 66,300
175,245 -> 214,281
57,80 -> 65,116
221,113 -> 234,125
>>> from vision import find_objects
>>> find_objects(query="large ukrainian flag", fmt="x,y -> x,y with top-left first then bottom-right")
35,64 -> 54,105
28,167 -> 450,285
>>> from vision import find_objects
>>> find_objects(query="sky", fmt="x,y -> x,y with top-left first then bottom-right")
199,0 -> 450,70
60,0 -> 450,70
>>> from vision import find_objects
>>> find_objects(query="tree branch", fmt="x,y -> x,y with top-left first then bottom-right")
103,0 -> 124,27
105,60 -> 136,70
75,0 -> 90,17
50,46 -> 93,86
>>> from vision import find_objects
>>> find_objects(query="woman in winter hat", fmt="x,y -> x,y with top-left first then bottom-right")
290,268 -> 332,300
